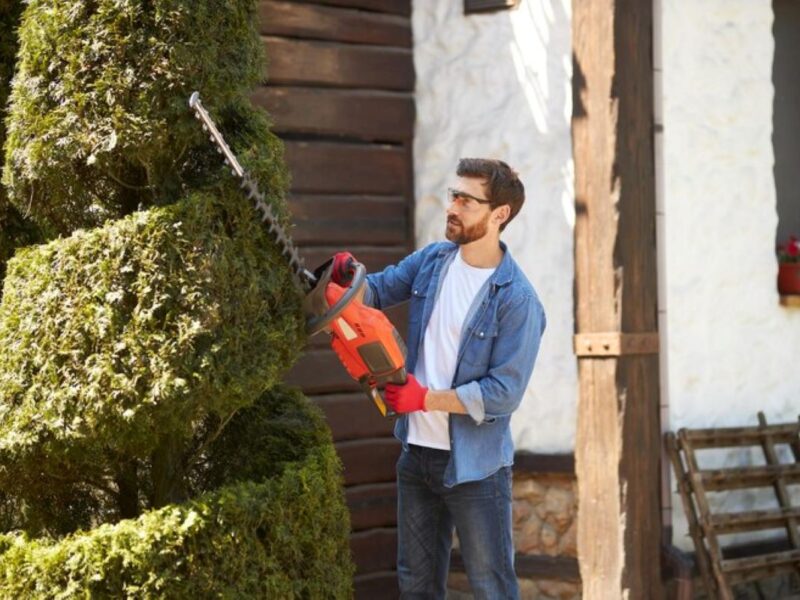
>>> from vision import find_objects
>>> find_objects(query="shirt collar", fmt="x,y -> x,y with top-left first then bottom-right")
438,240 -> 515,287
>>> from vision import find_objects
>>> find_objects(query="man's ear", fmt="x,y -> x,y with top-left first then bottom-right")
493,205 -> 510,227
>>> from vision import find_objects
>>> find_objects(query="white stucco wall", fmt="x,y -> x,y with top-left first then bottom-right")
411,1 -> 577,453
413,0 -> 799,550
660,0 -> 800,550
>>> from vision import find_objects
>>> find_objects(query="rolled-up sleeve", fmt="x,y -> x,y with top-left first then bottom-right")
455,292 -> 546,425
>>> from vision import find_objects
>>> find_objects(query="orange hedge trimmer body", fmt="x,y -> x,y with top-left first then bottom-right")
189,92 -> 406,417
323,283 -> 406,416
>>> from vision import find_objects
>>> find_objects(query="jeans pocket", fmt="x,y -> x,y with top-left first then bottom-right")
396,447 -> 418,477
494,466 -> 512,501
396,447 -> 407,475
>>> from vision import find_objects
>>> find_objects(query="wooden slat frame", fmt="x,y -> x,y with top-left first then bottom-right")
682,422 -> 800,448
757,412 -> 800,581
711,507 -> 800,535
699,463 -> 800,491
667,433 -> 720,598
723,550 -> 800,585
667,413 -> 800,598
680,432 -> 732,599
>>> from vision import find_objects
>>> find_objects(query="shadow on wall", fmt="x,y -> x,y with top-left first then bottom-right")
773,0 -> 800,247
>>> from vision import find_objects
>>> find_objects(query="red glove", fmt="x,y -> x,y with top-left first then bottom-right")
385,374 -> 428,414
331,252 -> 356,286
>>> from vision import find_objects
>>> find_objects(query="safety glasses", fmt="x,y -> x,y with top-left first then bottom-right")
447,187 -> 492,207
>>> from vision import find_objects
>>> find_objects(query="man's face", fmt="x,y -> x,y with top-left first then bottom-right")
445,177 -> 493,245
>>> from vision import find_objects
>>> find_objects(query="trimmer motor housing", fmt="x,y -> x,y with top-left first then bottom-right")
324,283 -> 407,416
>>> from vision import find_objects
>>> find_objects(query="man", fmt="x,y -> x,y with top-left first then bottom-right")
330,158 -> 545,599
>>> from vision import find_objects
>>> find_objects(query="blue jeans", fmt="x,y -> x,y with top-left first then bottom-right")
396,445 -> 519,600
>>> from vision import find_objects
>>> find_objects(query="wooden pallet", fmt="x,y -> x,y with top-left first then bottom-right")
666,412 -> 800,599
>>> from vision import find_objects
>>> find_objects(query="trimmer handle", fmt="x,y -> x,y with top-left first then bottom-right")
381,367 -> 407,419
305,262 -> 366,336
361,367 -> 406,419
386,368 -> 407,386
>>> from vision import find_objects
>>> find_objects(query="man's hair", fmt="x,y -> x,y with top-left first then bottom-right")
456,158 -> 524,231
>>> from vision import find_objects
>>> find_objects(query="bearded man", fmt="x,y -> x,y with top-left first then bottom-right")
329,158 -> 546,600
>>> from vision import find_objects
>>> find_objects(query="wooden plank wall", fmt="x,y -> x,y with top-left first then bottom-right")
253,1 -> 414,597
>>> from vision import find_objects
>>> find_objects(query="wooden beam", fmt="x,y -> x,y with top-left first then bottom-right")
283,141 -> 408,195
514,451 -> 575,475
286,194 -> 409,246
312,393 -> 396,441
350,527 -> 398,573
451,552 -> 581,582
258,1 -> 411,47
346,482 -> 398,530
354,571 -> 399,600
572,1 -> 663,598
289,0 -> 411,17
263,37 -> 414,91
573,332 -> 659,357
252,87 -> 414,142
336,437 -> 401,486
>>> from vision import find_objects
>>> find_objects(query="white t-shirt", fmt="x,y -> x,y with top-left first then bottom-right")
408,250 -> 496,450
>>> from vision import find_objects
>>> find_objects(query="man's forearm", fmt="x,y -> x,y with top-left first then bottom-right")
424,389 -> 468,414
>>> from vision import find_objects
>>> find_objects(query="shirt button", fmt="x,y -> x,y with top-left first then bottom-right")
479,332 -> 484,338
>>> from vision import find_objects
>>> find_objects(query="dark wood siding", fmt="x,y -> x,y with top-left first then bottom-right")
254,2 -> 414,597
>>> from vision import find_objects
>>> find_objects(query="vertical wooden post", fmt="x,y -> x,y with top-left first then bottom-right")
571,1 -> 663,598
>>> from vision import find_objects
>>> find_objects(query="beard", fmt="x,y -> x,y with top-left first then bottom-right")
445,212 -> 490,245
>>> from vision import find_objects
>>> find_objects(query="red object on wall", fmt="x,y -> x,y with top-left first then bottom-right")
778,262 -> 800,294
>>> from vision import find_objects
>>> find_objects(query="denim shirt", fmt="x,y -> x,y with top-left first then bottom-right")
364,241 -> 546,487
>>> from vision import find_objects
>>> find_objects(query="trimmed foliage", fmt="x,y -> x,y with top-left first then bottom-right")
0,0 -> 354,593
3,0 -> 268,235
0,203 -> 39,296
0,1 -> 22,112
0,387 -> 354,599
0,187 -> 304,533
195,383 -> 334,493
0,1 -> 40,288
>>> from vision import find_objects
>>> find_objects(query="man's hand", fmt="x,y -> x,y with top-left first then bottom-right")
331,251 -> 356,286
385,374 -> 428,414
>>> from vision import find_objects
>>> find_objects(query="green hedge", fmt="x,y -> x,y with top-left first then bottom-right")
0,1 -> 40,289
0,387 -> 354,598
0,187 -> 304,528
3,0 -> 270,235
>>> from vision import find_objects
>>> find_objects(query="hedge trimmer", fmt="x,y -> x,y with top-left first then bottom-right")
188,92 -> 406,417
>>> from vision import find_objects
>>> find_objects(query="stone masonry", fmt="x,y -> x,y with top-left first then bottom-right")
447,473 -> 581,600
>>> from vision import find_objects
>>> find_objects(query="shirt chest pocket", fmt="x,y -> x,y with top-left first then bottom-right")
409,287 -> 427,327
461,318 -> 499,368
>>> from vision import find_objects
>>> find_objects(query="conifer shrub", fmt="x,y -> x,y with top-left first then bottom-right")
0,187 -> 304,532
0,1 -> 40,288
0,387 -> 354,599
3,0 -> 269,235
0,0 -> 354,593
0,2 -> 21,112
